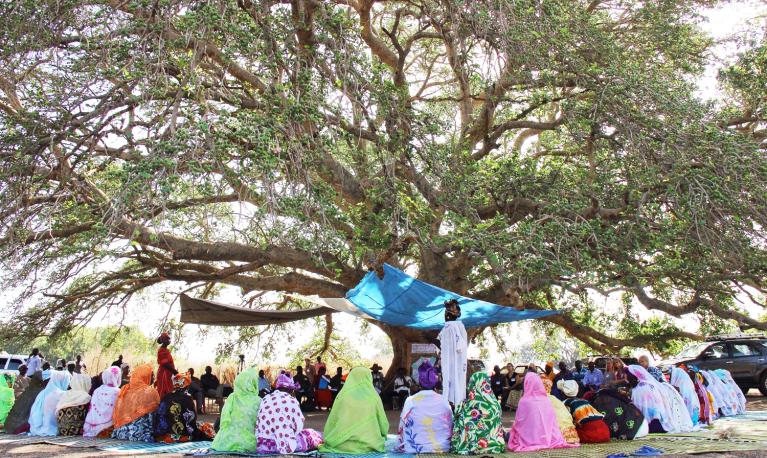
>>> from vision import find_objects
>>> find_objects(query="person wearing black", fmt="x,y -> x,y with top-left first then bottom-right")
329,367 -> 344,402
490,365 -> 507,404
187,367 -> 205,413
111,355 -> 123,368
200,366 -> 219,391
293,366 -> 314,407
201,365 -> 226,407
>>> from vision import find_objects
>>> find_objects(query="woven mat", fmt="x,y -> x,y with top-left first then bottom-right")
5,411 -> 767,456
0,434 -> 210,454
185,435 -> 767,458
4,433 -> 767,457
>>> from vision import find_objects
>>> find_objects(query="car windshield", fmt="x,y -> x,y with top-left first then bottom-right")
677,342 -> 711,358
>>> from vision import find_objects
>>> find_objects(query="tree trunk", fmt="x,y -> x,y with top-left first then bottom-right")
375,323 -> 439,381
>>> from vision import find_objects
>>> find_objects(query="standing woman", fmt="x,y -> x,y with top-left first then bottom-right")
156,332 -> 176,400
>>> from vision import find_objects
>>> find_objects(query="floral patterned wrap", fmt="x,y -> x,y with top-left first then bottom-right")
450,372 -> 506,454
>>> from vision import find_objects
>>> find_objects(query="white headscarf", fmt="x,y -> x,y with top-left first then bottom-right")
655,380 -> 695,432
627,365 -> 692,433
29,370 -> 71,436
714,369 -> 746,415
702,370 -> 737,416
670,367 -> 701,426
83,366 -> 122,437
56,373 -> 92,412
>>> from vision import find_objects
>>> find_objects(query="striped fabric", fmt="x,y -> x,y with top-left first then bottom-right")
564,398 -> 605,427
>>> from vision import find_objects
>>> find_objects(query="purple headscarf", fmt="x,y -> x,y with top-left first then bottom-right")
418,360 -> 438,389
276,373 -> 300,390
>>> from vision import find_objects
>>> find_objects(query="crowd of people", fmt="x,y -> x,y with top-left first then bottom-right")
0,341 -> 750,455
0,334 -> 223,443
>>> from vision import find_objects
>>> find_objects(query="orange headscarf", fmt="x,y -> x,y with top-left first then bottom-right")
112,364 -> 160,429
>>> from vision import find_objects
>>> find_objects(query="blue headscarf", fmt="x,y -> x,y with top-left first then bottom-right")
29,370 -> 71,436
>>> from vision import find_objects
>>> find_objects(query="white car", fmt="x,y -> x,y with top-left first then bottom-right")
0,353 -> 28,377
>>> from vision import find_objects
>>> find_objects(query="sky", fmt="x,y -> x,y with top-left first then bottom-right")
3,1 -> 766,370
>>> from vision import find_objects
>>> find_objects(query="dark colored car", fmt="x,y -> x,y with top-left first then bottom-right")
657,335 -> 767,396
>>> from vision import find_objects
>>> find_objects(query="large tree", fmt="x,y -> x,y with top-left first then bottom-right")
1,0 -> 766,372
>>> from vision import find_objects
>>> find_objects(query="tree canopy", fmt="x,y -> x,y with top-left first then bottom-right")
1,0 -> 766,359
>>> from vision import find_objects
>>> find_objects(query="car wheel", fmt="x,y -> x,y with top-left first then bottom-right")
759,372 -> 767,397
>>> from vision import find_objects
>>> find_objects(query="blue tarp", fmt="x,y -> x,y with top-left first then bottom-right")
345,264 -> 559,330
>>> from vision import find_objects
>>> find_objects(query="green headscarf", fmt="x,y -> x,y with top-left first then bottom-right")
211,367 -> 261,452
0,374 -> 15,427
319,367 -> 389,454
451,371 -> 506,454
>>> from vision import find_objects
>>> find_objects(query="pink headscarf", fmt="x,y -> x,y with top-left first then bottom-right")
507,372 -> 578,452
83,366 -> 122,437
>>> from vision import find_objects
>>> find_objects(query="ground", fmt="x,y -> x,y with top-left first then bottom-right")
2,392 -> 767,457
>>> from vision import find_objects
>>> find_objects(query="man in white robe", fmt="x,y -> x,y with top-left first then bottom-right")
438,299 -> 467,405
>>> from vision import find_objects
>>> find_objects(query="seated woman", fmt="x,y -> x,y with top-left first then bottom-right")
655,377 -> 694,433
452,372 -> 507,454
591,388 -> 648,440
714,369 -> 746,415
4,371 -> 46,434
154,372 -> 215,443
319,367 -> 388,454
701,370 -> 730,417
55,373 -> 92,436
256,373 -> 322,453
111,364 -> 160,442
0,374 -> 14,430
670,367 -> 701,426
84,366 -> 122,438
397,361 -> 452,453
29,370 -> 72,436
559,380 -> 610,443
211,367 -> 261,453
507,372 -> 577,452
685,365 -> 714,425
626,365 -> 691,433
547,381 -> 580,445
